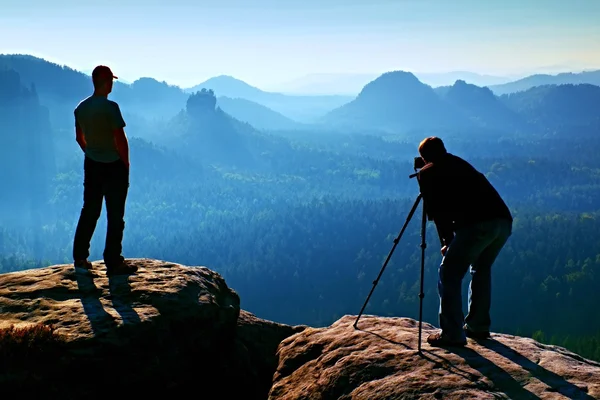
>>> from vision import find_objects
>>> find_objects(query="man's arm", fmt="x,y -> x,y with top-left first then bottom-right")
418,167 -> 454,247
109,102 -> 129,168
75,122 -> 86,153
433,217 -> 454,247
423,195 -> 454,246
113,127 -> 130,168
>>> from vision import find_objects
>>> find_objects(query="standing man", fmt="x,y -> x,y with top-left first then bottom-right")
416,137 -> 512,346
72,65 -> 136,276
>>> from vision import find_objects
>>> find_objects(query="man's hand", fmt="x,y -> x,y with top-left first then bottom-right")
113,127 -> 130,169
75,125 -> 86,153
441,245 -> 448,256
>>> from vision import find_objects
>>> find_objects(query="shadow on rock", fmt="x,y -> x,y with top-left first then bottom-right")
423,346 -> 542,400
481,339 -> 596,400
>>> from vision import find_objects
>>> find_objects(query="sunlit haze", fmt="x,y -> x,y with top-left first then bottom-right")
2,0 -> 599,89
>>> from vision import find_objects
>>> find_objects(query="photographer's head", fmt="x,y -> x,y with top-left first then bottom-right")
418,136 -> 447,164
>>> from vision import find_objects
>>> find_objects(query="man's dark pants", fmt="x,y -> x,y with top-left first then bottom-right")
437,217 -> 512,341
73,156 -> 129,266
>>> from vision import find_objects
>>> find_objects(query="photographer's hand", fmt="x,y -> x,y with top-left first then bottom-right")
441,245 -> 448,256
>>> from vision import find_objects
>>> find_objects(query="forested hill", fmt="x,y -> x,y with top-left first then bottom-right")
0,55 -> 315,133
322,70 -> 600,136
500,84 -> 600,133
1,55 -> 600,363
0,54 -> 347,128
322,71 -> 472,132
0,69 -> 54,220
185,74 -> 353,122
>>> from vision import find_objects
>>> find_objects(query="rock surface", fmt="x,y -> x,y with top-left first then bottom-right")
270,315 -> 600,400
0,258 -> 240,342
3,259 -> 599,399
0,258 -> 304,399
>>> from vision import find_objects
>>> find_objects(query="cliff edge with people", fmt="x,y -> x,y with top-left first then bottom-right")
1,258 -> 598,399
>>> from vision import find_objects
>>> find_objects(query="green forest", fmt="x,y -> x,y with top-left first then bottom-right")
1,54 -> 600,362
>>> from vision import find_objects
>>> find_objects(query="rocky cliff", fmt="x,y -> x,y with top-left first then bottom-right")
270,316 -> 600,399
1,259 -> 599,399
0,258 -> 305,398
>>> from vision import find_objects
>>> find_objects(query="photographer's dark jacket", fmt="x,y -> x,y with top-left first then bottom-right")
417,153 -> 513,247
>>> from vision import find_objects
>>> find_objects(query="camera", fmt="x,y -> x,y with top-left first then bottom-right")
414,156 -> 426,170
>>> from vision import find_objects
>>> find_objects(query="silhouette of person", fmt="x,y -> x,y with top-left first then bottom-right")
72,65 -> 136,276
416,137 -> 512,347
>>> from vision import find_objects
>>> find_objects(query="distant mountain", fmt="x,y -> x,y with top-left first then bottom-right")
0,54 -> 92,101
0,68 -> 55,220
415,71 -> 516,88
489,70 -> 600,95
112,77 -> 188,119
186,75 -> 265,99
0,54 -> 188,130
216,96 -> 303,131
500,84 -> 600,133
166,89 -> 256,167
186,75 -> 353,122
438,80 -> 527,132
322,71 -> 600,135
5,54 -> 598,139
165,89 -> 302,171
267,71 -> 516,96
0,55 -> 308,135
322,71 -> 472,132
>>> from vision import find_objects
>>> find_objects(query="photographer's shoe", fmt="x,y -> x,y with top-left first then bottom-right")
464,327 -> 491,340
427,332 -> 467,347
106,258 -> 137,276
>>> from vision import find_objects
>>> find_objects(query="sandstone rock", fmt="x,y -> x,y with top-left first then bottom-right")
0,258 -> 240,344
0,258 -> 303,399
270,315 -> 600,400
3,259 -> 598,399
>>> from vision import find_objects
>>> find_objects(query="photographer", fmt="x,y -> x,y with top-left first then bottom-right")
416,137 -> 513,347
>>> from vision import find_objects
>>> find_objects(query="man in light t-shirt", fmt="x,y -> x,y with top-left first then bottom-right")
72,65 -> 136,276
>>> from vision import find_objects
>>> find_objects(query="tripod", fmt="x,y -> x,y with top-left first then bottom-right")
354,183 -> 428,352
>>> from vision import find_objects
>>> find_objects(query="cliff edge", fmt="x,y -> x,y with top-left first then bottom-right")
269,315 -> 600,399
1,258 -> 599,399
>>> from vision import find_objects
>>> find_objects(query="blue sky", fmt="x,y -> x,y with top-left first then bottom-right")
1,0 -> 599,88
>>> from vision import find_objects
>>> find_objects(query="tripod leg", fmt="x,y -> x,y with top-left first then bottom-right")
418,194 -> 427,352
354,194 -> 422,329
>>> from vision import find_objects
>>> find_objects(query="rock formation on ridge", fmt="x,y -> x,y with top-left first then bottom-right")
269,315 -> 600,399
0,258 -> 305,399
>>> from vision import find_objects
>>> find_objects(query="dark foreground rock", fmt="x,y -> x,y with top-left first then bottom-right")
3,259 -> 599,399
269,315 -> 600,399
0,258 -> 305,399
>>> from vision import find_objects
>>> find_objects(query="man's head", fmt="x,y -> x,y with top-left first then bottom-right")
92,65 -> 118,95
418,136 -> 447,164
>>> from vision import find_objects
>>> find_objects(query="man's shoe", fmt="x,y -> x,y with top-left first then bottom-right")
427,332 -> 467,347
106,259 -> 138,276
74,259 -> 93,269
464,328 -> 491,340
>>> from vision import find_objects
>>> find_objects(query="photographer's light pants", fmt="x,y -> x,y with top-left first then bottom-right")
437,217 -> 512,341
